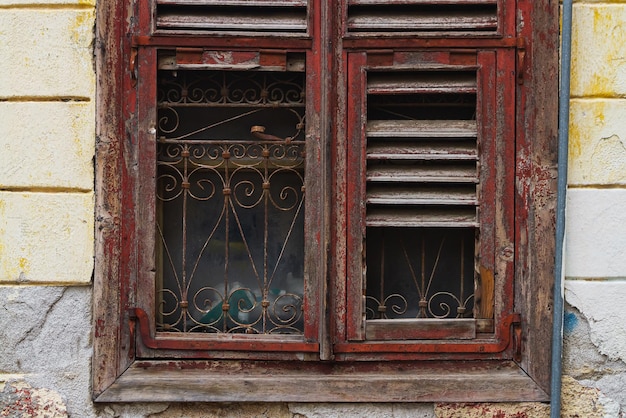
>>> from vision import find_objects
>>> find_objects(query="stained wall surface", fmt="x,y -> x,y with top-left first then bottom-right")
560,2 -> 626,417
0,0 -> 625,416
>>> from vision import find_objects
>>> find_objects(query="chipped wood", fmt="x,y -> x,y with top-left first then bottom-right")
366,207 -> 478,227
367,142 -> 477,160
347,11 -> 498,32
366,318 -> 476,340
96,359 -> 548,403
156,12 -> 308,32
94,0 -> 557,401
367,120 -> 477,138
367,72 -> 477,94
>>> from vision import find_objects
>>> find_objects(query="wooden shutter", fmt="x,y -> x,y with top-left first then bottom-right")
365,70 -> 479,229
155,0 -> 309,34
345,50 -> 515,345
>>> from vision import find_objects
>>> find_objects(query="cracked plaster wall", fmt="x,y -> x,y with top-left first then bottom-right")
560,1 -> 626,417
2,0 -> 626,417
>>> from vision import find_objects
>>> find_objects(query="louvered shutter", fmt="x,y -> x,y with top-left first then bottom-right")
345,0 -> 501,35
365,70 -> 479,229
346,50 -> 515,343
155,0 -> 308,34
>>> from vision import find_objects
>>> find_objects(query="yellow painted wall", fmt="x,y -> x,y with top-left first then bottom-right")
0,4 -> 95,285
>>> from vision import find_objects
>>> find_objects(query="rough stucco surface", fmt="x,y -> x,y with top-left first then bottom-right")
560,376 -> 622,418
0,286 -> 92,416
434,402 -> 550,417
563,294 -> 626,414
0,102 -> 95,190
0,192 -> 94,284
564,189 -> 626,279
568,99 -> 626,186
563,302 -> 626,417
0,10 -> 95,98
570,4 -> 626,98
563,253 -> 626,415
0,381 -> 67,417
565,281 -> 626,363
563,305 -> 626,384
288,403 -> 435,418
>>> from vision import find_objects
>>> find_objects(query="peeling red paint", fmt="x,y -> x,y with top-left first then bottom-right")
94,318 -> 105,338
434,402 -> 549,418
94,0 -> 558,401
0,382 -> 67,417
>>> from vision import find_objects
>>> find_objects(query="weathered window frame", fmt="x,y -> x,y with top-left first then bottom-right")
94,0 -> 558,402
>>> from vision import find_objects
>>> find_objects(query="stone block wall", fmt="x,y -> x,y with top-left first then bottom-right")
0,0 -> 96,414
560,1 -> 626,416
0,0 -> 625,416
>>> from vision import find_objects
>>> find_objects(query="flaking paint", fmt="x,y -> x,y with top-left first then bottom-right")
0,0 -> 624,416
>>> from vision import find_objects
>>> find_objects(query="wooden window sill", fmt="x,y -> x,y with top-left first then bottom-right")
95,360 -> 549,403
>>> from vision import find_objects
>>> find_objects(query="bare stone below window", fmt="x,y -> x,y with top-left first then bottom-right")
0,381 -> 67,418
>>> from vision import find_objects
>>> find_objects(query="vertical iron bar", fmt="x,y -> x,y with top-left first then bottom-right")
223,145 -> 230,333
262,75 -> 269,333
459,237 -> 465,318
222,71 -> 231,330
181,144 -> 189,331
420,234 -> 426,318
379,232 -> 385,319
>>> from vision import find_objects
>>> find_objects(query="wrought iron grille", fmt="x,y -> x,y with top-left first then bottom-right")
365,228 -> 475,319
155,70 -> 306,334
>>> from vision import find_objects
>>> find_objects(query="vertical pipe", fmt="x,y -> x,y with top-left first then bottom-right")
551,0 -> 573,416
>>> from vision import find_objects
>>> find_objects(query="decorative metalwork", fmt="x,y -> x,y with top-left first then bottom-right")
365,228 -> 475,320
158,70 -> 305,107
155,69 -> 306,334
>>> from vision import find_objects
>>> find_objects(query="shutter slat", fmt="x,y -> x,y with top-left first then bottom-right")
368,73 -> 477,95
157,12 -> 307,31
348,12 -> 497,31
157,0 -> 306,5
367,164 -> 478,183
346,1 -> 499,34
367,142 -> 477,160
350,0 -> 496,4
366,207 -> 478,227
367,186 -> 477,205
367,120 -> 477,138
156,3 -> 307,34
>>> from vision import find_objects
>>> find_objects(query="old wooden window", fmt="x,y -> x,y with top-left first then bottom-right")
94,0 -> 558,402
